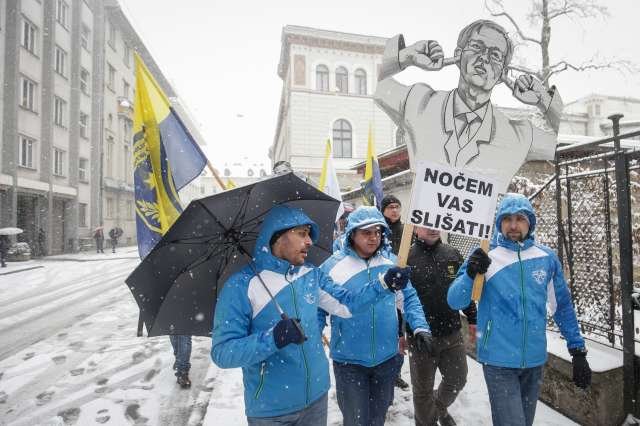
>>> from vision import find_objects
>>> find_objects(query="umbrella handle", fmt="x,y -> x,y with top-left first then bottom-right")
280,313 -> 308,342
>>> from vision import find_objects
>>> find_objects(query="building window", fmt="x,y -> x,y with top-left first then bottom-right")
107,63 -> 115,90
223,168 -> 231,177
106,136 -> 115,177
55,46 -> 67,77
123,118 -> 132,142
80,24 -> 91,51
79,157 -> 88,181
79,112 -> 89,138
56,0 -> 69,28
336,66 -> 348,93
21,18 -> 38,54
126,200 -> 133,218
20,76 -> 37,111
595,104 -> 601,116
53,148 -> 65,176
355,69 -> 367,95
54,96 -> 67,128
80,68 -> 90,95
332,119 -> 352,158
123,43 -> 131,67
107,20 -> 116,50
19,135 -> 36,168
316,64 -> 329,92
106,197 -> 114,218
124,145 -> 131,183
123,80 -> 130,99
79,203 -> 87,227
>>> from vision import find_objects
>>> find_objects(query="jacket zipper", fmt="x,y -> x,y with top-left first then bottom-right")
289,283 -> 310,405
517,245 -> 527,368
482,319 -> 492,349
366,260 -> 376,361
254,361 -> 266,399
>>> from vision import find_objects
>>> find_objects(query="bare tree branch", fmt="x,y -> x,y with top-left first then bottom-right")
485,0 -> 542,45
547,0 -> 609,22
506,63 -> 540,77
545,59 -> 637,82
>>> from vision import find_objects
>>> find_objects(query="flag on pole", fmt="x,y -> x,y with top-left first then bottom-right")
318,139 -> 344,221
362,124 -> 384,209
132,53 -> 208,258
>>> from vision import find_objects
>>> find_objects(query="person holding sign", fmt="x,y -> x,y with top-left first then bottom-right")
374,19 -> 562,194
407,227 -> 477,426
447,194 -> 591,426
318,206 -> 431,426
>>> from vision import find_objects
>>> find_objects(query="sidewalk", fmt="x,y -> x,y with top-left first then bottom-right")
0,246 -> 139,276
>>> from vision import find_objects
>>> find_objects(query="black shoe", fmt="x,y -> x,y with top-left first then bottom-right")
395,376 -> 410,390
438,410 -> 457,426
176,371 -> 191,389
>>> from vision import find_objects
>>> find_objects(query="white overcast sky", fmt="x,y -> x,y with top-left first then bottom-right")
120,0 -> 640,169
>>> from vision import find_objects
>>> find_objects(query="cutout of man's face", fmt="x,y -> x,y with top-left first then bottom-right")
458,26 -> 508,92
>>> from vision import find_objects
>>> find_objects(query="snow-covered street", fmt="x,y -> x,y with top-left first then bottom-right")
0,250 -> 578,425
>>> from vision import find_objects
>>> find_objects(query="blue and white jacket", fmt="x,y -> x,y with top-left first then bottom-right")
319,206 -> 430,367
448,194 -> 585,368
211,205 -> 390,418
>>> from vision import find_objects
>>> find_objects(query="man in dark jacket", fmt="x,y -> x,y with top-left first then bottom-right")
380,194 -> 411,390
381,195 -> 403,254
408,226 -> 477,426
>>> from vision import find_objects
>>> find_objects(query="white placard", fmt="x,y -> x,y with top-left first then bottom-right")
408,160 -> 504,239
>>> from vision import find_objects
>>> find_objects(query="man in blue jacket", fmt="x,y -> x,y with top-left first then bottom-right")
211,205 -> 409,425
448,193 -> 591,426
319,206 -> 433,426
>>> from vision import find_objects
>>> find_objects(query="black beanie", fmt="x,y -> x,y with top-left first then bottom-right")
380,195 -> 401,212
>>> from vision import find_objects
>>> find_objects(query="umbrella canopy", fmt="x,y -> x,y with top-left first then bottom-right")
0,227 -> 23,235
125,172 -> 340,337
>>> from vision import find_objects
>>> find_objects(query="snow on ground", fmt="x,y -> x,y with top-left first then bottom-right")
0,249 -> 577,425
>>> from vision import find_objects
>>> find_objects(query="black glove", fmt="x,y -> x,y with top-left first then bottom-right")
569,348 -> 591,389
273,318 -> 306,349
414,331 -> 434,354
383,266 -> 411,291
466,248 -> 491,279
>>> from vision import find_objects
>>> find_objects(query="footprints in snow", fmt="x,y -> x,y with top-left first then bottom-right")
125,403 -> 149,424
23,352 -> 35,361
36,390 -> 55,406
53,355 -> 66,365
57,407 -> 80,424
96,408 -> 110,424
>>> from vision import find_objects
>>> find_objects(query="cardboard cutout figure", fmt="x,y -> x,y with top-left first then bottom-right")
375,20 -> 563,194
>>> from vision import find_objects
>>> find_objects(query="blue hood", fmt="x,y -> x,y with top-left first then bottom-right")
252,205 -> 319,265
342,206 -> 391,255
495,193 -> 536,241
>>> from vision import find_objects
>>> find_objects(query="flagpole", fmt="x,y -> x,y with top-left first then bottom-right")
205,161 -> 227,191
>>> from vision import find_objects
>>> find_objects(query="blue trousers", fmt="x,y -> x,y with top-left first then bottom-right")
482,364 -> 544,426
169,335 -> 192,375
247,393 -> 327,426
333,354 -> 403,426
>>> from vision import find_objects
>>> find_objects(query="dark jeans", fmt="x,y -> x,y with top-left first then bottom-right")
482,364 -> 544,426
333,354 -> 403,426
247,393 -> 328,426
110,238 -> 118,253
408,329 -> 468,426
169,335 -> 192,374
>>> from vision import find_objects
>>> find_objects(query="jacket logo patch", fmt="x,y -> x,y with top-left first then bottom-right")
304,293 -> 316,305
447,265 -> 456,275
532,269 -> 547,285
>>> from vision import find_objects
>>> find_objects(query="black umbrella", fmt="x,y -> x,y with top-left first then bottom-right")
125,172 -> 340,337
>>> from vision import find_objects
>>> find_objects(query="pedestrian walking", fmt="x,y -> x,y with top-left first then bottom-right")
108,226 -> 123,253
170,335 -> 192,388
407,227 -> 477,426
94,226 -> 105,253
37,227 -> 46,257
319,206 -> 432,426
211,204 -> 408,425
0,235 -> 10,267
448,193 -> 592,426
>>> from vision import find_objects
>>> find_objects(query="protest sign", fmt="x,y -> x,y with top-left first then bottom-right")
408,161 -> 503,238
